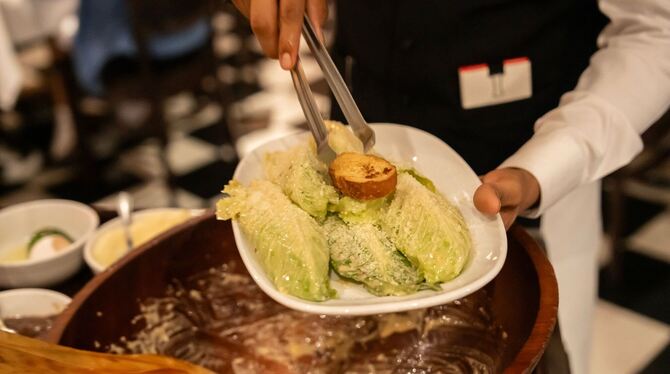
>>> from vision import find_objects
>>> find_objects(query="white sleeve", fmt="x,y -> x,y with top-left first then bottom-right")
500,0 -> 670,217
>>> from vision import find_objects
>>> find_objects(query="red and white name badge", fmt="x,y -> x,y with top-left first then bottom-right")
458,57 -> 532,110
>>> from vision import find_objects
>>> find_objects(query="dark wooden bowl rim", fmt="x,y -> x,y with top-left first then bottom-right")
47,213 -> 558,373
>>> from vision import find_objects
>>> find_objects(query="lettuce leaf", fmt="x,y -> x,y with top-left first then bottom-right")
381,173 -> 471,284
324,120 -> 364,154
323,216 -> 423,296
399,168 -> 437,192
217,180 -> 335,301
263,144 -> 339,220
327,196 -> 389,224
261,121 -> 369,221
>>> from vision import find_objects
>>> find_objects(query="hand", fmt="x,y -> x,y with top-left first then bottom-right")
231,0 -> 328,70
473,168 -> 540,229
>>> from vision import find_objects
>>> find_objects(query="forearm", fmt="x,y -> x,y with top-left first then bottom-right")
501,0 -> 670,216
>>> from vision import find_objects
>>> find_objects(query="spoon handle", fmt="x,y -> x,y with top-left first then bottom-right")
117,192 -> 134,251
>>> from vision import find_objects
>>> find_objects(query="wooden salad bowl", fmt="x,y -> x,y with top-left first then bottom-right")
47,212 -> 558,373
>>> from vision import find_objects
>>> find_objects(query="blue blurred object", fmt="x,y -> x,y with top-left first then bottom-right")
73,0 -> 210,95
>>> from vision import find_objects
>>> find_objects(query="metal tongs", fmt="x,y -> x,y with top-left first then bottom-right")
290,15 -> 375,164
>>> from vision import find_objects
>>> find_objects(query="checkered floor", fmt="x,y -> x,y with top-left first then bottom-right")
0,9 -> 669,373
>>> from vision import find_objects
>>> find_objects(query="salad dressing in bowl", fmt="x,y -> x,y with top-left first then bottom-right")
84,208 -> 202,273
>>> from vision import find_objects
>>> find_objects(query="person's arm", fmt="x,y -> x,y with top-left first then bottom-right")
476,0 -> 670,226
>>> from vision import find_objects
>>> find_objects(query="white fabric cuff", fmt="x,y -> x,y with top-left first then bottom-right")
500,90 -> 645,218
499,129 -> 586,218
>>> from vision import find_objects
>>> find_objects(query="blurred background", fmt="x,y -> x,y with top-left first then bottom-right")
0,0 -> 668,372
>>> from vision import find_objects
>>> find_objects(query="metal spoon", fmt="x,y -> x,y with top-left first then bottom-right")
117,192 -> 134,253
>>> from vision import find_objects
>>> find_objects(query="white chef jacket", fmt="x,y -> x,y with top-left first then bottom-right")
501,0 -> 670,372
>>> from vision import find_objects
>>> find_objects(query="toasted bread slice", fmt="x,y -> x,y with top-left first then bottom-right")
329,152 -> 397,200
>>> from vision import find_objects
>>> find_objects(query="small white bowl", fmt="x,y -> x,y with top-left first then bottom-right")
0,200 -> 99,288
84,208 -> 204,274
232,123 -> 507,315
0,288 -> 71,319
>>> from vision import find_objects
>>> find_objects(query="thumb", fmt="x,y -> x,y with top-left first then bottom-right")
474,182 -> 503,215
474,168 -> 540,214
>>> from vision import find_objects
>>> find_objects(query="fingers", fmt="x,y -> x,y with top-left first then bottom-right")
278,0 -> 306,69
473,168 -> 541,230
474,169 -> 527,230
474,181 -> 519,229
499,208 -> 519,229
306,0 -> 328,42
480,171 -> 524,208
231,0 -> 251,18
474,173 -> 522,215
241,0 -> 328,68
473,183 -> 501,215
250,0 -> 279,58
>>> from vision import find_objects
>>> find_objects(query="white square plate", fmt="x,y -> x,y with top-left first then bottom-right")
230,123 -> 507,315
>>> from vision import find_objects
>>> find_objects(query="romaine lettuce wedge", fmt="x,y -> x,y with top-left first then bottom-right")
263,144 -> 338,220
327,196 -> 389,224
323,216 -> 423,296
381,173 -> 471,284
217,180 -> 335,301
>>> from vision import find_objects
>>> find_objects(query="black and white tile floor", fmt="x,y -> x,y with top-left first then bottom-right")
0,10 -> 668,373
